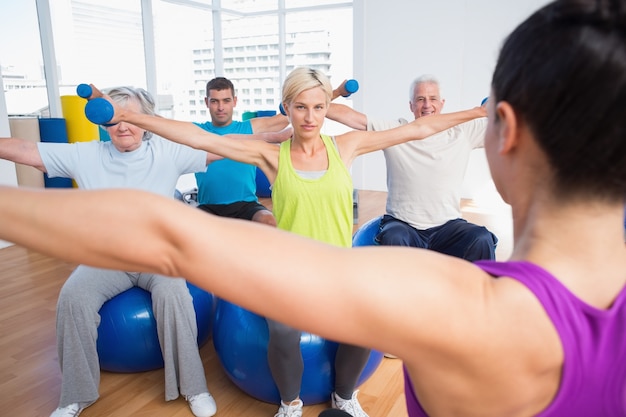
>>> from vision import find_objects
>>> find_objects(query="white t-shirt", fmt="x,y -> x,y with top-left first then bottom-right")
367,117 -> 487,229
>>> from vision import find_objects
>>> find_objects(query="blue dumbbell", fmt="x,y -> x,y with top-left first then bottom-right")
279,103 -> 286,116
342,79 -> 359,97
331,79 -> 359,100
481,97 -> 488,106
85,98 -> 115,126
76,83 -> 93,99
76,84 -> 115,126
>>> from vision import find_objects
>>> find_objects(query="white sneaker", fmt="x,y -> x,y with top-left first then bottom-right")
274,399 -> 303,417
185,392 -> 217,417
331,391 -> 369,417
49,403 -> 84,417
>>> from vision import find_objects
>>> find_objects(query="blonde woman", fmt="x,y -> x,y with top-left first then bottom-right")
75,67 -> 484,417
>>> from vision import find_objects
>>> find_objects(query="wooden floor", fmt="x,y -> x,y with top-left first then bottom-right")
0,190 -> 512,417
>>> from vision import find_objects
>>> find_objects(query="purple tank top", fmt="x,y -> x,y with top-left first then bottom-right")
404,260 -> 626,417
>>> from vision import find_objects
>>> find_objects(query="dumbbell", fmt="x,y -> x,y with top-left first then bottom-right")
481,97 -> 488,106
332,79 -> 359,100
341,79 -> 359,97
76,84 -> 116,126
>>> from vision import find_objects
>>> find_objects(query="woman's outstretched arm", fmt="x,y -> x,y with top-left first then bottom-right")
85,84 -> 280,174
339,106 -> 487,160
0,185 -> 494,361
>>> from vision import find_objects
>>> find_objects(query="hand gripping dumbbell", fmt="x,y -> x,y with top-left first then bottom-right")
331,79 -> 359,101
76,84 -> 116,126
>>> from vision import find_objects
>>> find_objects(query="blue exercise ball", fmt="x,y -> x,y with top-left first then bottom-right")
212,299 -> 383,404
97,282 -> 215,373
352,216 -> 382,247
256,167 -> 272,198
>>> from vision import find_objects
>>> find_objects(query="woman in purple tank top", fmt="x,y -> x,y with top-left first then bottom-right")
0,0 -> 625,416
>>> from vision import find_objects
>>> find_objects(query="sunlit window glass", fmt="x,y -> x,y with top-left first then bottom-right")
0,0 -> 48,116
49,0 -> 146,94
153,1 -> 214,120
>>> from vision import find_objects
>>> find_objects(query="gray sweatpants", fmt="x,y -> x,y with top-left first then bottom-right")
55,265 -> 208,409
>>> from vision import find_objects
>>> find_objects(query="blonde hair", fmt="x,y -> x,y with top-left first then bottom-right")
281,67 -> 332,108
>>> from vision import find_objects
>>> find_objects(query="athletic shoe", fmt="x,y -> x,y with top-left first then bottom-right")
331,391 -> 369,417
185,392 -> 217,417
49,403 -> 84,417
274,399 -> 303,417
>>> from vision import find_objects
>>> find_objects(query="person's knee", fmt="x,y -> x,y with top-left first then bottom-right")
464,229 -> 498,261
252,210 -> 276,227
58,276 -> 102,310
151,278 -> 191,303
57,285 -> 84,311
377,224 -> 422,247
378,233 -> 411,246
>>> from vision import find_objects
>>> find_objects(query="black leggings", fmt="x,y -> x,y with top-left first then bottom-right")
266,318 -> 371,402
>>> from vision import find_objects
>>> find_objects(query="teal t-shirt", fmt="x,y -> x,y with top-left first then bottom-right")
194,120 -> 258,205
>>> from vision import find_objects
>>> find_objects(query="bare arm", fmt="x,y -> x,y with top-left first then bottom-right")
226,125 -> 293,144
249,113 -> 290,134
88,85 -> 280,179
326,102 -> 368,130
336,107 -> 487,165
0,138 -> 46,172
0,185 -> 560,414
0,185 -> 501,358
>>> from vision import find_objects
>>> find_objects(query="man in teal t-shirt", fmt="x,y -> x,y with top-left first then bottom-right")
194,77 -> 289,226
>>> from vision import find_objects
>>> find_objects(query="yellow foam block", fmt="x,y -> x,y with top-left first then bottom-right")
61,95 -> 99,143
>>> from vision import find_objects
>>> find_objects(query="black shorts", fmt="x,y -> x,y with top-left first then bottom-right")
197,201 -> 270,221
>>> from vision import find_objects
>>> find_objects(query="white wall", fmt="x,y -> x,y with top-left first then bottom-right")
0,69 -> 19,249
351,0 -> 551,195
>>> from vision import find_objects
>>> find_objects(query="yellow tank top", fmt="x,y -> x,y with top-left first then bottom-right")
273,134 -> 353,248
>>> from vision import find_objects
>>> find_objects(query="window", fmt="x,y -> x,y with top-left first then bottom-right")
1,2 -> 47,116
153,0 -> 213,120
52,0 -> 146,92
288,0 -> 350,6
1,0 -> 353,121
221,0 -> 278,13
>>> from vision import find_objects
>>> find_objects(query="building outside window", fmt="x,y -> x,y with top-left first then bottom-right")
0,0 -> 353,125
